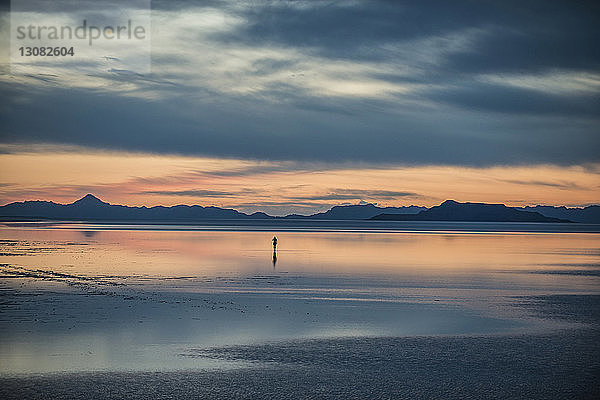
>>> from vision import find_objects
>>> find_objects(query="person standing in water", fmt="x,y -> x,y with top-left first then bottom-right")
272,236 -> 278,268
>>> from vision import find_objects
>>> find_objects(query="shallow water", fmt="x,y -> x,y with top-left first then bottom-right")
1,223 -> 599,288
3,329 -> 600,400
1,222 -> 599,378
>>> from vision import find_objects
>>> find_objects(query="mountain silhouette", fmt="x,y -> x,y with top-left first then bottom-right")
371,200 -> 572,223
284,204 -> 425,220
0,195 -> 595,223
0,194 -> 264,221
518,205 -> 600,223
72,193 -> 109,207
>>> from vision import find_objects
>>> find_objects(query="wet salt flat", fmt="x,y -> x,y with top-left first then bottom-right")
0,222 -> 599,398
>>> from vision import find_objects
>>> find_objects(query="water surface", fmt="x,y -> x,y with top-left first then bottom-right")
1,222 -> 599,375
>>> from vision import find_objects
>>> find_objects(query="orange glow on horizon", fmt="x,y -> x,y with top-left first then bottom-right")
0,149 -> 598,215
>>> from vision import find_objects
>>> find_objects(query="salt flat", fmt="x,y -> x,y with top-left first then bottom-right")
0,223 -> 599,398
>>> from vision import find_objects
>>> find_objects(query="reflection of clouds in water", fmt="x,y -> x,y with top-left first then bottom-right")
3,225 -> 600,293
81,230 -> 98,238
2,225 -> 599,376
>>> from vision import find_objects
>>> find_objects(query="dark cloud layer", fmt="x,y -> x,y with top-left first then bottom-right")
1,0 -> 599,166
217,0 -> 600,73
0,80 -> 598,166
429,83 -> 600,117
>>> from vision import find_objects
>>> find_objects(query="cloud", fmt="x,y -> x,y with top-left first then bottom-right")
138,188 -> 261,197
428,82 -> 600,116
210,1 -> 599,74
1,1 -> 599,167
288,189 -> 421,201
498,179 -> 586,191
1,79 -> 598,166
194,162 -> 311,177
139,189 -> 240,197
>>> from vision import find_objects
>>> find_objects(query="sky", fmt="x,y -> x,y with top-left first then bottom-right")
0,0 -> 599,215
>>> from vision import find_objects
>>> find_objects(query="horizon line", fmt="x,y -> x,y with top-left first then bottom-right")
1,193 -> 598,218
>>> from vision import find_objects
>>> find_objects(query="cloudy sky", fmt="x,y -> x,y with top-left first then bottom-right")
0,0 -> 599,215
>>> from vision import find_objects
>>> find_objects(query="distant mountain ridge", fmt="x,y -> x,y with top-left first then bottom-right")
518,205 -> 600,224
284,204 -> 425,220
371,200 -> 571,223
0,194 -> 264,221
0,195 -> 598,223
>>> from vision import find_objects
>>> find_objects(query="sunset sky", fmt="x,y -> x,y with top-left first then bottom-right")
0,1 -> 599,215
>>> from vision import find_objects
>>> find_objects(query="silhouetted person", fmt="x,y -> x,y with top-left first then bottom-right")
271,236 -> 278,269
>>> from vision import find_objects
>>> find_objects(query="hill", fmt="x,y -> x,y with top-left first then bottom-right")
0,194 -> 266,221
284,204 -> 425,220
2,195 -> 594,223
371,200 -> 572,223
519,205 -> 600,224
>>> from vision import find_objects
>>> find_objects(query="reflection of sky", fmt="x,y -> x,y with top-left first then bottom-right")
1,226 -> 598,373
2,226 -> 599,291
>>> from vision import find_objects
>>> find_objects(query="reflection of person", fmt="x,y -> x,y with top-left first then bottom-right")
272,236 -> 278,249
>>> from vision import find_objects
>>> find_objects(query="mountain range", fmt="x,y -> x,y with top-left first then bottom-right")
283,204 -> 425,220
0,194 -> 598,223
371,200 -> 571,223
0,194 -> 266,221
517,205 -> 600,223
